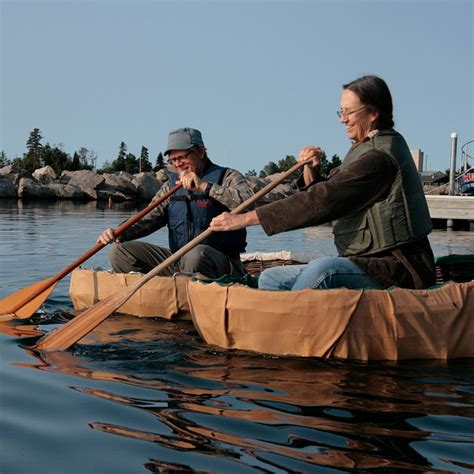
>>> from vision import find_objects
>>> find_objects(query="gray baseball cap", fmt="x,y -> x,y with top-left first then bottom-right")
164,127 -> 204,155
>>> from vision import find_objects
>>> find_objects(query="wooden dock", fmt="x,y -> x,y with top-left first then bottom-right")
425,195 -> 474,221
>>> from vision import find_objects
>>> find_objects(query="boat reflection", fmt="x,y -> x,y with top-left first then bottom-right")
17,314 -> 474,473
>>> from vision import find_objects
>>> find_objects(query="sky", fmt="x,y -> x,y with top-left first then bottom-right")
1,0 -> 473,174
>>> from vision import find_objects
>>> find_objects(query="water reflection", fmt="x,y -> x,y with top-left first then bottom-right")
15,314 -> 473,473
1,201 -> 473,473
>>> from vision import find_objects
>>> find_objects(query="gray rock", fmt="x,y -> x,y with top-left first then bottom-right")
246,176 -> 267,192
32,165 -> 57,184
155,168 -> 169,183
66,170 -> 105,199
0,164 -> 32,186
59,170 -> 74,184
18,177 -> 90,200
261,183 -> 296,202
99,173 -> 139,201
132,172 -> 162,200
0,164 -> 28,176
0,176 -> 18,198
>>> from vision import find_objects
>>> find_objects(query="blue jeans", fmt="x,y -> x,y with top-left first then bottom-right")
258,256 -> 383,291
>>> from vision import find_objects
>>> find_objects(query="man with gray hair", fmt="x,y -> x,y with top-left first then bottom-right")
98,127 -> 253,278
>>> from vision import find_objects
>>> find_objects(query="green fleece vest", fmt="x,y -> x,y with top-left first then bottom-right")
333,129 -> 432,256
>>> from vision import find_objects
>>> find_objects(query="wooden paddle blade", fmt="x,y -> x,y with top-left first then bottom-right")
1,185 -> 183,321
0,278 -> 58,320
36,287 -> 134,351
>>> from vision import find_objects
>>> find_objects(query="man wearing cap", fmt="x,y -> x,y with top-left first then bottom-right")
98,127 -> 254,278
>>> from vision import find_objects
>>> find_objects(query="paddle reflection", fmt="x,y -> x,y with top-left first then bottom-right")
0,319 -> 44,338
18,315 -> 473,473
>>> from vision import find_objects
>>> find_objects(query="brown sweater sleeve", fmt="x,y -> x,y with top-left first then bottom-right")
257,150 -> 398,236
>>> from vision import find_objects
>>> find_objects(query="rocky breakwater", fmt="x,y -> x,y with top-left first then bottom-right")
0,165 -> 297,204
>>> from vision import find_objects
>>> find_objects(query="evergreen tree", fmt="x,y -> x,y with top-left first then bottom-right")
139,146 -> 153,172
154,152 -> 165,172
0,151 -> 9,167
277,155 -> 297,172
320,153 -> 341,176
124,152 -> 139,174
22,128 -> 44,171
111,142 -> 127,171
71,152 -> 81,171
259,161 -> 279,178
11,157 -> 24,168
26,128 -> 43,156
245,169 -> 257,178
41,143 -> 73,175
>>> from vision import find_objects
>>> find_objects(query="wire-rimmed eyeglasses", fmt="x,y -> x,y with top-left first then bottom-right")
168,149 -> 194,165
336,106 -> 366,118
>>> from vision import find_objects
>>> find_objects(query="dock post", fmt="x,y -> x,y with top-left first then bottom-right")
448,132 -> 458,196
447,133 -> 458,229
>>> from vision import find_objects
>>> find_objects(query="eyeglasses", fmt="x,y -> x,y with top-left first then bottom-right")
336,106 -> 366,118
168,149 -> 194,165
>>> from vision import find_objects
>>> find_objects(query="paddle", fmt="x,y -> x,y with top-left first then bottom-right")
0,184 -> 183,321
36,159 -> 308,351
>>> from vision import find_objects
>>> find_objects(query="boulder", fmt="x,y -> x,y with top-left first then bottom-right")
117,170 -> 134,181
59,170 -> 74,184
132,173 -> 162,201
0,164 -> 32,186
0,176 -> 18,198
96,189 -> 136,202
0,164 -> 28,176
99,173 -> 139,201
155,168 -> 169,183
32,165 -> 57,184
261,183 -> 296,203
246,176 -> 267,192
18,177 -> 91,200
65,170 -> 105,199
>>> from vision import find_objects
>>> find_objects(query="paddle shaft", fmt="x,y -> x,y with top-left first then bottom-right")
7,184 -> 183,315
135,160 -> 310,282
37,159 -> 308,351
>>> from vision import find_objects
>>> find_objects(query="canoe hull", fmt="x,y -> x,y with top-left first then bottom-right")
187,280 -> 474,360
69,269 -> 191,319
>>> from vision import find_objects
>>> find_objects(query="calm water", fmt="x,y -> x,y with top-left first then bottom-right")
1,200 -> 473,474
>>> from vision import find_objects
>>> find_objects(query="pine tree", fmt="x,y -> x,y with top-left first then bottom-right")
26,128 -> 43,155
0,151 -> 9,167
22,128 -> 44,171
320,153 -> 340,176
245,169 -> 257,178
259,161 -> 279,178
139,146 -> 153,172
124,152 -> 139,174
154,152 -> 165,172
41,143 -> 73,175
72,152 -> 81,171
111,142 -> 127,171
277,155 -> 297,172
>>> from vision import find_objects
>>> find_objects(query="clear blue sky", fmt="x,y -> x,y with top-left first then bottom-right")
1,0 -> 473,173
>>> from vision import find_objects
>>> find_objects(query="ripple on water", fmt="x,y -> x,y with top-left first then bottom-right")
1,201 -> 473,473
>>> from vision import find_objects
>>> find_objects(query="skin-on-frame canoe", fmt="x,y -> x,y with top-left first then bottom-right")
69,269 -> 192,320
68,251 -> 318,321
187,278 -> 474,361
69,254 -> 474,361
